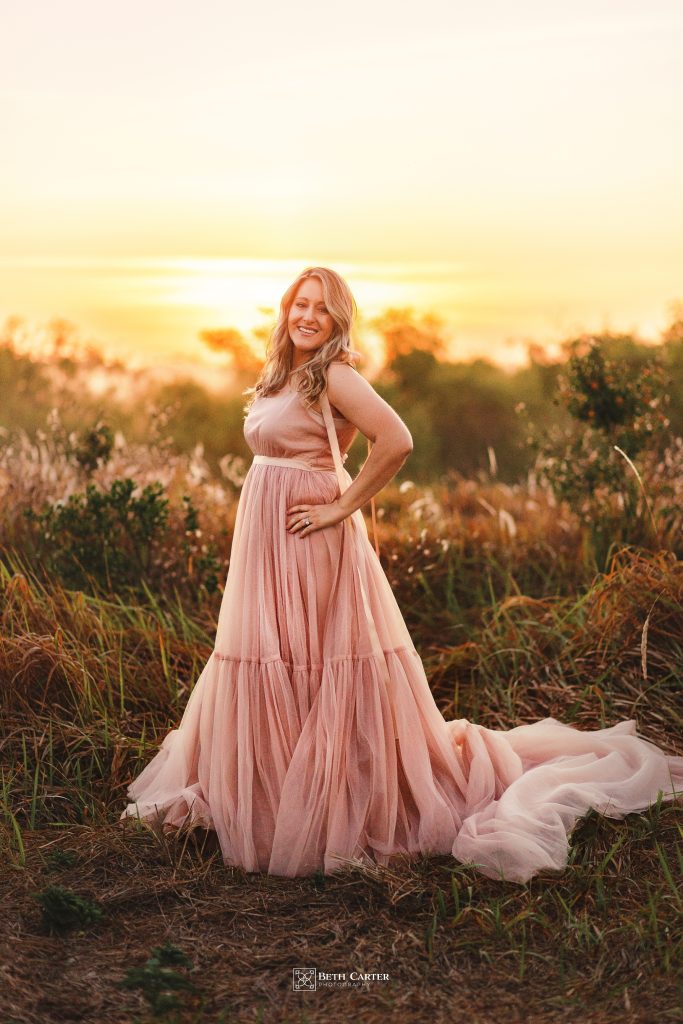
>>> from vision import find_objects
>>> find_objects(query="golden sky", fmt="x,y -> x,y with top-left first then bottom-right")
1,1 -> 682,378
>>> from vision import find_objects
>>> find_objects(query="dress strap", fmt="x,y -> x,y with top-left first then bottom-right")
319,389 -> 347,494
319,390 -> 381,560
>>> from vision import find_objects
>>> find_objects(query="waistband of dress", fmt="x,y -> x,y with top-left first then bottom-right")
251,454 -> 339,472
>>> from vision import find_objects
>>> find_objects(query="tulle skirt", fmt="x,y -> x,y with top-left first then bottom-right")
120,457 -> 683,882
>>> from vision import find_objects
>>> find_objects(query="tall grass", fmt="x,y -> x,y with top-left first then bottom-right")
1,361 -> 682,1020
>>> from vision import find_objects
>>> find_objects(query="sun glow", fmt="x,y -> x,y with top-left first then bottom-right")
0,3 -> 681,382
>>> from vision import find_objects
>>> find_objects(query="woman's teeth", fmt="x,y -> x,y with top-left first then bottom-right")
299,327 -> 316,336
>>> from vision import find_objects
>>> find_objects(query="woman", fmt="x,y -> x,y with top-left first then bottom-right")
121,266 -> 683,883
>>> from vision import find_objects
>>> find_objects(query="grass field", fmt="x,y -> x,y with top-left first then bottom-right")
1,440 -> 682,1023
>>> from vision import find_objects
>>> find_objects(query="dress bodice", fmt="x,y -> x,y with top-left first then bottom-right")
243,387 -> 358,470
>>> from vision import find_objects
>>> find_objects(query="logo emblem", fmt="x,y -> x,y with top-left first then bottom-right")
292,968 -> 316,991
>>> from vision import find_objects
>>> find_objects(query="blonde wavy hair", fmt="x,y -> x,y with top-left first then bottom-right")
243,266 -> 364,413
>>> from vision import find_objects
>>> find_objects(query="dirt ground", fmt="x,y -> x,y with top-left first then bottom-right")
2,811 -> 681,1024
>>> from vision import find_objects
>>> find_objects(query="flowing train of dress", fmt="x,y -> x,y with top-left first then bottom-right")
120,383 -> 683,882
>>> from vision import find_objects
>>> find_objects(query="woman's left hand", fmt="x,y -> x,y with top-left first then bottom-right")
286,499 -> 347,537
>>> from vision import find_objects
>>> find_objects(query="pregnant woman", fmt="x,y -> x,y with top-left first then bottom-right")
120,265 -> 683,883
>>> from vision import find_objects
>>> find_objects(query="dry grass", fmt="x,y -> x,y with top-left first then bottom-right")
2,808 -> 681,1023
1,463 -> 682,1023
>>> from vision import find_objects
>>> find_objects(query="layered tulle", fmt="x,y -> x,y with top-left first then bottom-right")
120,388 -> 683,883
446,716 -> 682,881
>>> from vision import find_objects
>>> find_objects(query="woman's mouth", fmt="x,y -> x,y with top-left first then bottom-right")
298,327 -> 317,336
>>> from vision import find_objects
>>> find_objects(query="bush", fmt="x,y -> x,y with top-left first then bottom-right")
529,339 -> 672,567
24,477 -> 170,593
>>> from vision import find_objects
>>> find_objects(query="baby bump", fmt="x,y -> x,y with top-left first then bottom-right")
215,464 -> 343,666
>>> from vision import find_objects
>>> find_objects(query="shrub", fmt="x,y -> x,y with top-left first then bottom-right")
529,339 -> 672,567
23,477 -> 170,593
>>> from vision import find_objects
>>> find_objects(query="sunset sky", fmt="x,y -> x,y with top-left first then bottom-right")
2,1 -> 682,382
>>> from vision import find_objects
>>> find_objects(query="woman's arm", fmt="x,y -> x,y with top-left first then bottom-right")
325,361 -> 413,519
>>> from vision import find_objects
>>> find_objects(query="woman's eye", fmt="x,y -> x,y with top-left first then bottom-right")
295,302 -> 327,312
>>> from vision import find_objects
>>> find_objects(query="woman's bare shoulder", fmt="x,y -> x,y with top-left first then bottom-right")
326,359 -> 412,449
327,359 -> 363,381
324,360 -> 365,416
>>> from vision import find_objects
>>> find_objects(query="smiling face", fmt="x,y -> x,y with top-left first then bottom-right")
287,277 -> 335,366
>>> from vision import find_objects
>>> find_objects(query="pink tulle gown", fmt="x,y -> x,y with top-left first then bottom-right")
120,380 -> 683,883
